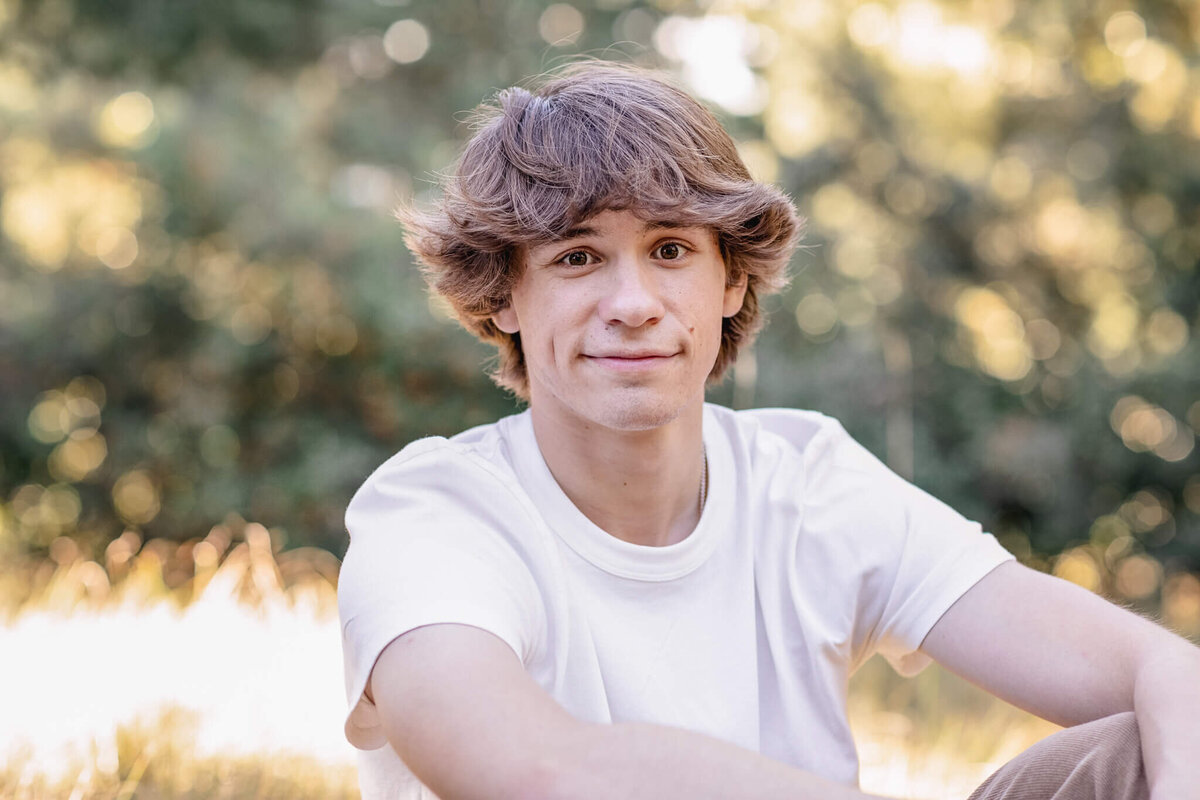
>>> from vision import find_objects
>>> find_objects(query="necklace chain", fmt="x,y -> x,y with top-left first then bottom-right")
698,446 -> 708,514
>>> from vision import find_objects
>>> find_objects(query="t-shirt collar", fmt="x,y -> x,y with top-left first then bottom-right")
501,406 -> 732,581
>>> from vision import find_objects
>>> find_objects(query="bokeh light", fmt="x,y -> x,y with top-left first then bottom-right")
539,4 -> 586,46
656,15 -> 769,115
383,19 -> 430,64
112,471 -> 161,526
95,91 -> 157,149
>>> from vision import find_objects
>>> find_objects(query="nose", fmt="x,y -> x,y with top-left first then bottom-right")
597,258 -> 665,328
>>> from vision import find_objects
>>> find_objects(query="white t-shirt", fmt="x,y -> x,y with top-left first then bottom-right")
338,404 -> 1013,798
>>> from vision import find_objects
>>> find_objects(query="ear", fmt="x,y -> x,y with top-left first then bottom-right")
722,273 -> 748,318
492,304 -> 520,334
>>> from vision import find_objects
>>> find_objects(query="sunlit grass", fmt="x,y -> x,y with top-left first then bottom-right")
850,657 -> 1058,799
3,522 -> 1060,799
1,708 -> 359,800
0,520 -> 357,799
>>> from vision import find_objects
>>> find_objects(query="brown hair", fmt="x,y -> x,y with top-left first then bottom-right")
402,61 -> 802,399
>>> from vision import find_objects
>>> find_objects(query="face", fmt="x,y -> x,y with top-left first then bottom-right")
492,209 -> 747,432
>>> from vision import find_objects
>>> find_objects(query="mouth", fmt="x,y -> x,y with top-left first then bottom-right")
582,351 -> 679,371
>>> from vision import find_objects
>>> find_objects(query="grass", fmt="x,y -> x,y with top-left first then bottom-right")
849,656 -> 1058,798
0,520 -> 1124,799
1,708 -> 360,800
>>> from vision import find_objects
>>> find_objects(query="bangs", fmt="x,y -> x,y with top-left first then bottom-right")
452,72 -> 753,247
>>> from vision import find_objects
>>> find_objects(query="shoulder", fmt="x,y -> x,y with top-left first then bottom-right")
706,404 -> 878,482
338,414 -> 553,636
708,403 -> 836,444
344,413 -> 535,541
708,405 -> 928,539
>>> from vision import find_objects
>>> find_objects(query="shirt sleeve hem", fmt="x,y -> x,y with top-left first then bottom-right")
880,536 -> 1015,677
342,615 -> 528,750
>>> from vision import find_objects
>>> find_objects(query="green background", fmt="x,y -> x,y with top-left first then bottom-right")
1,0 -> 1198,623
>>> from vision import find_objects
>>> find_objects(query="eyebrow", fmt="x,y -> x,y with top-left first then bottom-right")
553,220 -> 694,241
641,220 -> 691,232
557,225 -> 597,240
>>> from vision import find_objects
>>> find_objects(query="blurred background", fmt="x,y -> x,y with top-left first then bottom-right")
1,0 -> 1197,797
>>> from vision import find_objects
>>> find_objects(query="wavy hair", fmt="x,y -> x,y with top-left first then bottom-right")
401,61 -> 803,399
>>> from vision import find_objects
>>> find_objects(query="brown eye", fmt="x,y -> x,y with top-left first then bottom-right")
564,251 -> 590,267
658,242 -> 688,260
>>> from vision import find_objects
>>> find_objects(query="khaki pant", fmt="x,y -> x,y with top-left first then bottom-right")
969,713 -> 1148,800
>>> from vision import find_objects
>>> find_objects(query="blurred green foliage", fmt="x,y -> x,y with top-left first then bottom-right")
0,0 -> 1198,621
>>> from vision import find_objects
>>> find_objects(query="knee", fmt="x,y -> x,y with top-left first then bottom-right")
969,712 -> 1147,800
1075,712 -> 1146,798
1099,710 -> 1138,733
1082,711 -> 1140,757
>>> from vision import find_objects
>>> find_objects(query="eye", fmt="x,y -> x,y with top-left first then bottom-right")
654,242 -> 687,260
560,250 -> 594,268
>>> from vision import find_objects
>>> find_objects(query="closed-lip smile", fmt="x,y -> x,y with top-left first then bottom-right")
586,351 -> 676,359
583,350 -> 679,369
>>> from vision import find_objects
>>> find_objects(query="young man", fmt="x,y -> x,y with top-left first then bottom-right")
338,63 -> 1199,799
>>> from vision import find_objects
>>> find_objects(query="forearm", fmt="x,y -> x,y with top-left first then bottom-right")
373,626 -> 889,800
544,720 -> 887,800
1132,638 -> 1200,800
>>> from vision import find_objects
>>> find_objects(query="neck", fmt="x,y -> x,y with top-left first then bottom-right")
529,400 -> 707,548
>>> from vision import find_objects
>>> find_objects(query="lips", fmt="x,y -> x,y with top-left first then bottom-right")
582,350 -> 680,374
585,351 -> 676,359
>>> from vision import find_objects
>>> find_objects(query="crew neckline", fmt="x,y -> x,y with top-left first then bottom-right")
501,406 -> 732,582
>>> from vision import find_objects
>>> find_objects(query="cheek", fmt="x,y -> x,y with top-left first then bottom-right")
519,315 -> 566,370
703,306 -> 728,354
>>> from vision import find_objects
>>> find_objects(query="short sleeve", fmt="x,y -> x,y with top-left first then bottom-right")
805,420 -> 1014,677
338,441 -> 547,750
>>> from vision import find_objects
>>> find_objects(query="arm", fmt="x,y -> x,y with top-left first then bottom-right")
920,561 -> 1200,800
369,623 -> 888,800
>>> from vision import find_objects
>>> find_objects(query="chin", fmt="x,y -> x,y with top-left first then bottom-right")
582,390 -> 692,432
